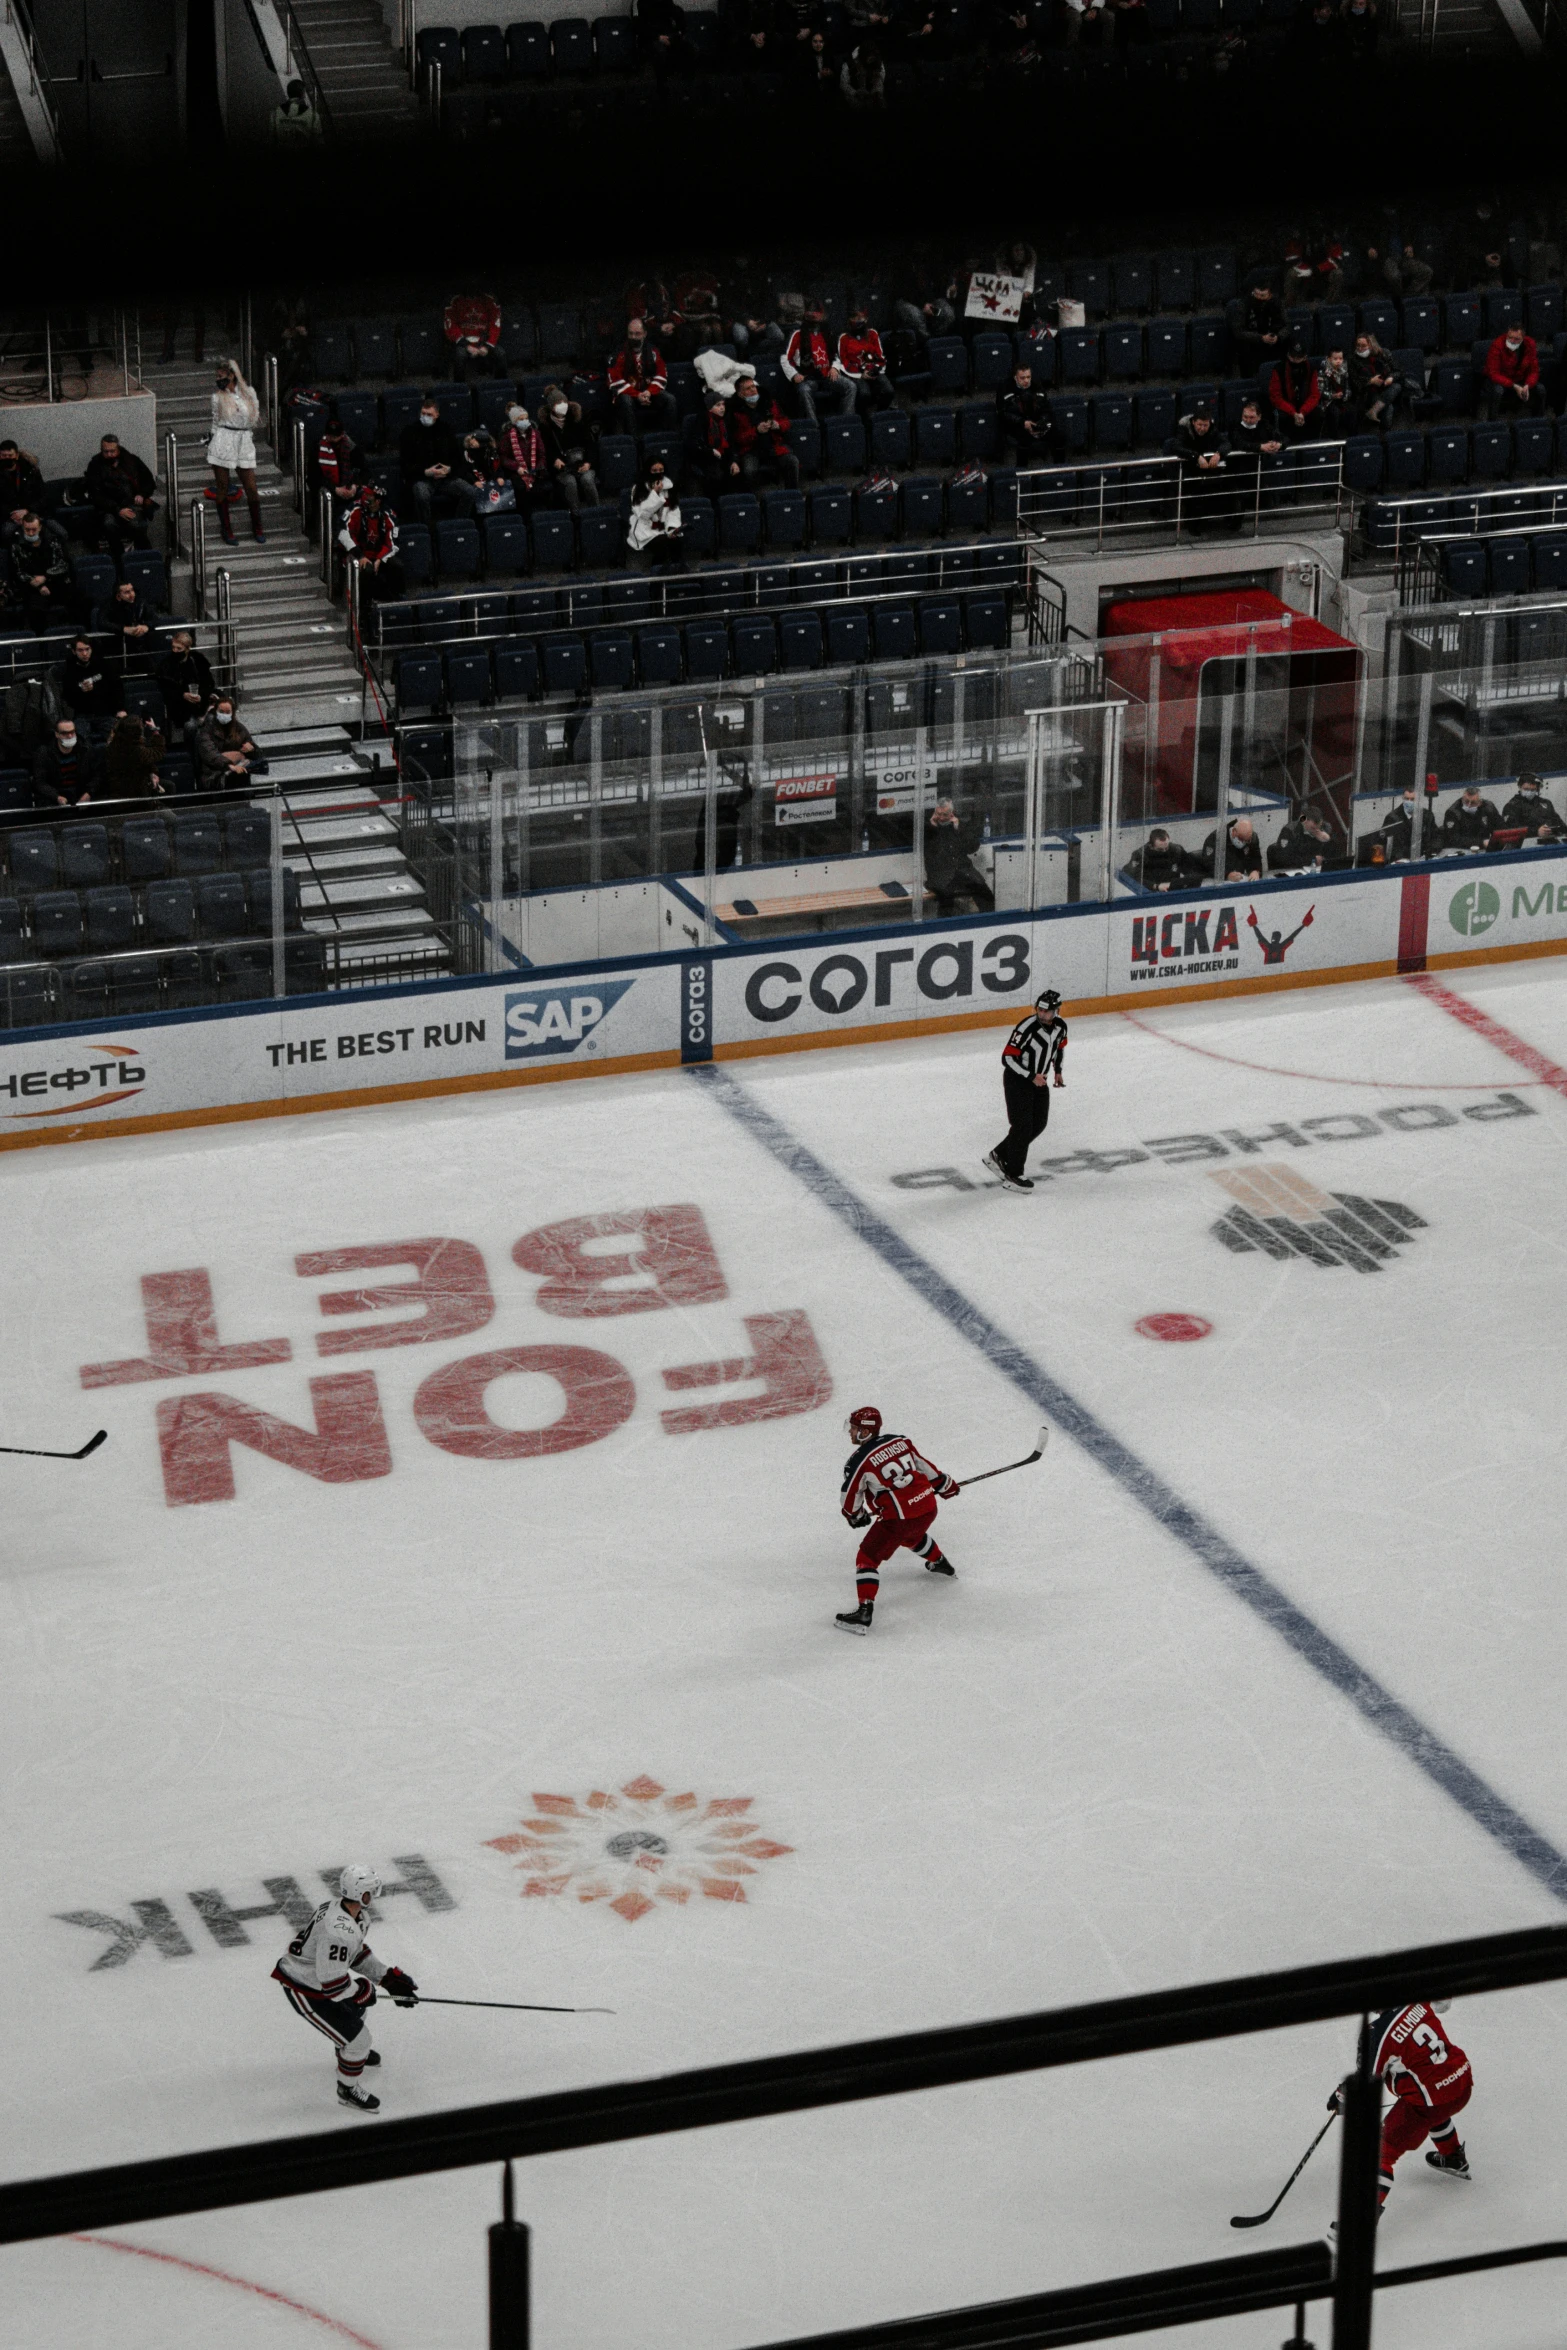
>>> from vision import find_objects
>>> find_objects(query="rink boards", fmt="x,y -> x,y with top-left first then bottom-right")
7,846 -> 1567,1149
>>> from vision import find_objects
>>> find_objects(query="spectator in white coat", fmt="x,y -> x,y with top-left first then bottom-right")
207,358 -> 265,545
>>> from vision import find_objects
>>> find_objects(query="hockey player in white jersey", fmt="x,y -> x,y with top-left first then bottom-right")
273,1864 -> 418,2112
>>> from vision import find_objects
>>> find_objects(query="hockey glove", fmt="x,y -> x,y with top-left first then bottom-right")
382,1967 -> 419,2007
1327,2075 -> 1351,2114
848,1508 -> 872,1529
353,1977 -> 376,2007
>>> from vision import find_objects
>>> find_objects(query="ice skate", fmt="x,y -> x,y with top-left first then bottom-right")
982,1149 -> 1032,1193
337,2078 -> 380,2112
835,1601 -> 874,1635
1425,2145 -> 1470,2180
924,1550 -> 956,1576
362,2049 -> 381,2066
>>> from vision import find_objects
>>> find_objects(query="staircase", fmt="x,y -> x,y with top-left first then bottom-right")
0,53 -> 38,165
289,0 -> 424,136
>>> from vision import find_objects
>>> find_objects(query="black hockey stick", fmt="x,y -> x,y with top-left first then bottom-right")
1229,2113 -> 1337,2228
0,1430 -> 107,1462
958,1425 -> 1049,1488
401,1996 -> 615,2015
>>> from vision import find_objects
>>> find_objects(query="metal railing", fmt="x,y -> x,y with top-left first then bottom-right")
1380,476 -> 1567,597
188,495 -> 209,620
3,1918 -> 1567,2350
1016,442 -> 1354,552
2,0 -> 62,162
276,0 -> 333,133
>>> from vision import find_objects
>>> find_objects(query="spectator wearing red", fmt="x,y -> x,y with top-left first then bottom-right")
1482,324 -> 1544,419
496,402 -> 547,511
782,300 -> 857,420
729,380 -> 801,488
609,318 -> 677,435
315,411 -> 360,510
444,293 -> 505,382
693,397 -> 743,497
338,483 -> 404,606
1268,340 -> 1321,441
838,308 -> 894,415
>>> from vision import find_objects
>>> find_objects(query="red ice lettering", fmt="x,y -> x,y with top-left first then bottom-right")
512,1205 -> 727,1317
295,1238 -> 494,1356
413,1345 -> 635,1459
80,1270 -> 292,1389
660,1311 -> 832,1434
157,1373 -> 392,1505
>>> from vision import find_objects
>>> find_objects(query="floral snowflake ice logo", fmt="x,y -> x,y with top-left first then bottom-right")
485,1776 -> 794,1923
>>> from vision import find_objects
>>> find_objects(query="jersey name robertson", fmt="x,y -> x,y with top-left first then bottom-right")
274,1899 -> 388,1999
1002,1012 -> 1067,1082
842,1433 -> 955,1523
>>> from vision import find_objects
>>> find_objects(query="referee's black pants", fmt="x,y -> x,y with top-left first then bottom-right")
995,1071 -> 1050,1180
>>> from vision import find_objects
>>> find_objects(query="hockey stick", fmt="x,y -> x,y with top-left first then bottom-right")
958,1426 -> 1049,1488
1229,2113 -> 1337,2229
402,1996 -> 615,2015
0,1430 -> 107,1462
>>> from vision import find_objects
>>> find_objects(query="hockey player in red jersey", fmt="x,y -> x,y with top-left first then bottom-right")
273,1864 -> 419,2112
1330,1999 -> 1472,2209
836,1405 -> 960,1634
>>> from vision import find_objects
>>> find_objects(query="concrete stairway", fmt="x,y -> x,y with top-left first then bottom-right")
253,725 -> 444,967
289,0 -> 424,136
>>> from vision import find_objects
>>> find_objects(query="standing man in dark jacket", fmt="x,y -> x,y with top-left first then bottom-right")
923,797 -> 993,914
996,362 -> 1053,465
1174,403 -> 1232,530
1500,769 -> 1566,840
83,434 -> 158,555
1229,278 -> 1287,372
398,395 -> 475,522
1441,785 -> 1502,852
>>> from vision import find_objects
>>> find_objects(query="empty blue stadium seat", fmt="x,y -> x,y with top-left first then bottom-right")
1058,329 -> 1100,386
594,14 -> 637,66
823,416 -> 866,475
871,606 -> 916,663
1341,436 -> 1384,492
1488,537 -> 1532,595
1444,293 -> 1482,347
855,481 -> 898,539
926,337 -> 969,394
31,890 -> 81,954
1427,357 -> 1473,416
1114,257 -> 1154,315
717,494 -> 761,554
197,873 -> 250,938
778,612 -> 823,671
1144,318 -> 1187,377
945,471 -> 987,533
1102,323 -> 1143,381
331,391 -> 379,449
398,651 -> 444,709
601,578 -> 651,625
1400,297 -> 1441,351
435,519 -> 481,579
463,21 -> 504,75
1526,284 -> 1563,340
123,550 -> 166,605
1532,532 -> 1567,589
122,818 -> 169,882
60,824 -> 109,889
400,523 -> 432,584
84,885 -> 134,952
1046,395 -> 1090,453
444,647 -> 492,705
1156,252 -> 1195,311
225,810 -> 272,866
493,638 -> 540,698
540,635 -> 587,694
679,497 -> 715,558
416,25 -> 462,76
588,630 -> 635,690
1428,427 -> 1469,483
595,434 -> 638,493
1091,393 -> 1133,451
551,16 -> 594,68
1383,432 -> 1426,488
1484,289 -> 1523,336
731,615 -> 777,675
988,466 -> 1018,531
1196,248 -> 1235,306
508,21 -> 551,73
914,411 -> 958,470
635,625 -> 682,685
1470,424 -> 1512,479
1187,316 -> 1227,374
824,608 -> 870,665
684,622 -> 729,682
1313,304 -> 1355,356
1135,388 -> 1178,445
172,817 -> 221,875
763,489 -> 807,549
959,402 -> 998,462
531,511 -> 575,570
353,319 -> 398,379
869,409 -> 912,469
972,334 -> 1014,391
576,506 -> 621,569
1514,419 -> 1555,475
918,598 -> 962,656
964,594 -> 1008,649
1067,259 -> 1112,316
810,485 -> 852,544
480,515 -> 529,575
1442,542 -> 1488,595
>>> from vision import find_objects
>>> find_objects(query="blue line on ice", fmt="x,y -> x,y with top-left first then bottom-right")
694,1061 -> 1567,1907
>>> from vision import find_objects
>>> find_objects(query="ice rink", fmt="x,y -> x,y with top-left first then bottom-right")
4,961 -> 1567,2350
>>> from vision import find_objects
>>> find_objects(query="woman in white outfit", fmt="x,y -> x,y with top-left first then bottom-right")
208,358 -> 265,545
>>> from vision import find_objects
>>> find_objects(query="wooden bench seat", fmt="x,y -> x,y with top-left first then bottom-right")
717,882 -> 932,937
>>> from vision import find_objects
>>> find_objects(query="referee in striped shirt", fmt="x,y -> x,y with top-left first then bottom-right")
984,988 -> 1067,1193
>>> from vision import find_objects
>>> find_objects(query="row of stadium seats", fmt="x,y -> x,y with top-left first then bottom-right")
394,596 -> 1012,709
3,810 -> 273,892
0,869 -> 301,959
0,937 -> 328,1026
1432,532 -> 1567,597
1366,483 -> 1567,552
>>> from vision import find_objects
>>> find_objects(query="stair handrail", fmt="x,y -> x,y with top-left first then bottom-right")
319,487 -> 334,585
292,415 -> 307,517
214,565 -> 238,692
276,0 -> 334,134
264,352 -> 280,455
0,0 -> 62,166
163,431 -> 182,560
189,496 -> 208,622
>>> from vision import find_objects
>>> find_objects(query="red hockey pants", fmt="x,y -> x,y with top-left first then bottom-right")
854,1502 -> 940,1600
1379,2079 -> 1470,2196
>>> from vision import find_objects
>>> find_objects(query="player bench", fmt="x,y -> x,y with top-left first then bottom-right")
717,881 -> 933,937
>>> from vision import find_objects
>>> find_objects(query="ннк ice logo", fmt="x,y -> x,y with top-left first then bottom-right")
504,979 -> 634,1058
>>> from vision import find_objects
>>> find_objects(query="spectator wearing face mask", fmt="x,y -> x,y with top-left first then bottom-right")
1441,784 -> 1502,853
1349,333 -> 1400,428
694,397 -> 743,497
339,484 -> 404,606
536,385 -> 601,509
496,402 -> 547,512
1499,769 -> 1566,842
1378,782 -> 1426,861
1482,324 -> 1544,420
196,693 -> 268,787
838,308 -> 894,415
1268,340 -> 1321,441
314,411 -> 361,511
9,510 -> 71,630
627,460 -> 686,571
782,300 -> 857,420
60,635 -> 112,730
157,627 -> 216,735
207,358 -> 265,546
609,319 -> 677,435
398,395 -> 479,522
1316,348 -> 1356,436
728,378 -> 800,488
33,713 -> 101,807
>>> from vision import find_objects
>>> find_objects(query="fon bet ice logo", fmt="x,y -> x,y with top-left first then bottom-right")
486,1779 -> 794,1923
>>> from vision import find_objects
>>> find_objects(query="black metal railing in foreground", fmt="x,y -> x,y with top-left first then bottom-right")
3,1920 -> 1566,2348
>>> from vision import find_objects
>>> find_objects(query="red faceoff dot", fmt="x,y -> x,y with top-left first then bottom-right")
1136,1313 -> 1213,1343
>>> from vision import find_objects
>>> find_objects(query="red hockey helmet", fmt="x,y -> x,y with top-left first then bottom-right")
846,1405 -> 882,1445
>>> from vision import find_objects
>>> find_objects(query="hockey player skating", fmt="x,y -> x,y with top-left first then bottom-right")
273,1864 -> 419,2112
836,1405 -> 959,1634
984,988 -> 1067,1194
1329,1999 -> 1472,2215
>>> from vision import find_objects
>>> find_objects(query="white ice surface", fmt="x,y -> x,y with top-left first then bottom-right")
3,965 -> 1567,2348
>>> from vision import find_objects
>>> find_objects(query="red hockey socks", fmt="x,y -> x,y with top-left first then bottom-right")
856,1571 -> 879,1606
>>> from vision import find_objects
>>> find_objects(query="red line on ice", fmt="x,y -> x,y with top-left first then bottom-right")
70,2233 -> 385,2346
1119,1007 -> 1544,1089
1404,973 -> 1567,1100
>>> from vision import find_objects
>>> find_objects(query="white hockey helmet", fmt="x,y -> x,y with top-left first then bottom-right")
339,1863 -> 382,1912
